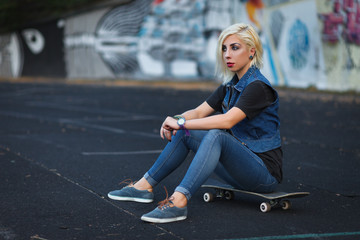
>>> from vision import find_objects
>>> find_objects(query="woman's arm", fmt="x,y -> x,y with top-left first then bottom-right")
185,107 -> 246,130
161,105 -> 246,140
181,101 -> 216,120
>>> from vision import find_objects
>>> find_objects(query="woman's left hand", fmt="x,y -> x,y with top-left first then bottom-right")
160,116 -> 179,141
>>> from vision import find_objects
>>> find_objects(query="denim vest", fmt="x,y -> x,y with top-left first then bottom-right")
222,66 -> 281,153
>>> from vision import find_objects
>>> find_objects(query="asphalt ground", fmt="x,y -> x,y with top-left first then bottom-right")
0,80 -> 359,240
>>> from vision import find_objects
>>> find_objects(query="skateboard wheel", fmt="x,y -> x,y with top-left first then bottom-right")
224,190 -> 234,200
203,192 -> 214,202
281,200 -> 291,210
260,202 -> 271,213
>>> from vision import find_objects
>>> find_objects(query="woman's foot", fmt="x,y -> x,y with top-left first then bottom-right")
108,179 -> 154,203
170,191 -> 188,208
141,191 -> 188,223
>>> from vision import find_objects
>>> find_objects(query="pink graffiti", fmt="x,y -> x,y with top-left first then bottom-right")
319,0 -> 360,45
152,0 -> 165,5
320,0 -> 360,45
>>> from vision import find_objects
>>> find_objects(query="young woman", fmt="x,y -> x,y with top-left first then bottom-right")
108,23 -> 283,223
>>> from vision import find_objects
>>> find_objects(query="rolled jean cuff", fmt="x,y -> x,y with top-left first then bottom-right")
175,186 -> 192,200
144,172 -> 158,187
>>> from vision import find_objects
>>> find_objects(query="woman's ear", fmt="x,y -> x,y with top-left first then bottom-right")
250,47 -> 256,56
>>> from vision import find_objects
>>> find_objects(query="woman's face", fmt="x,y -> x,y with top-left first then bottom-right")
222,34 -> 254,79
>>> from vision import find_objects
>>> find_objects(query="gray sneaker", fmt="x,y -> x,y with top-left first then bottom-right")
108,186 -> 154,203
141,200 -> 187,223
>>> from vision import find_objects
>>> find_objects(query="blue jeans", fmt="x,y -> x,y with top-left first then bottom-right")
144,129 -> 278,200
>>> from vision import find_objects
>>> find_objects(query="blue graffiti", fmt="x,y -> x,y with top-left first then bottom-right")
288,19 -> 309,70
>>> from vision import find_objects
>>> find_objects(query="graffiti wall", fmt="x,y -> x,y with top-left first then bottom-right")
262,0 -> 327,89
0,0 -> 359,92
317,0 -> 360,91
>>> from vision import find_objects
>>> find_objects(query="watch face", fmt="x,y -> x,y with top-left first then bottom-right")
178,118 -> 185,125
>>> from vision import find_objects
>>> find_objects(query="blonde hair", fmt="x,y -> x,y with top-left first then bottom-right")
215,23 -> 263,84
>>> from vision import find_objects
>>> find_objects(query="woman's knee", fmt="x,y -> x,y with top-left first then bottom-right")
206,129 -> 224,137
203,129 -> 226,142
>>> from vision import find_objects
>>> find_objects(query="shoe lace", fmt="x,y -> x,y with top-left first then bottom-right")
118,178 -> 135,188
157,186 -> 174,210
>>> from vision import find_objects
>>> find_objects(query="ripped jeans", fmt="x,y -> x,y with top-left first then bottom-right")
144,129 -> 278,200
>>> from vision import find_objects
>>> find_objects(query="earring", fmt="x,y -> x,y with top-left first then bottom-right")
249,55 -> 254,60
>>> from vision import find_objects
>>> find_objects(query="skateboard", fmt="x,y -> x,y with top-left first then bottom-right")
201,179 -> 310,213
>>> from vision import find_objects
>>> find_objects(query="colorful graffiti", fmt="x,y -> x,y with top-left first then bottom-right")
288,19 -> 310,70
0,0 -> 359,92
316,0 -> 360,91
319,0 -> 360,45
137,0 -> 207,77
264,0 -> 327,89
64,0 -> 232,79
246,0 -> 264,30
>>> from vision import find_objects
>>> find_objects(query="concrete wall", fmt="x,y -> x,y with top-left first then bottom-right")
0,0 -> 359,92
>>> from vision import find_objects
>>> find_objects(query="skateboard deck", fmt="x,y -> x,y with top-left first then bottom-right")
201,179 -> 309,212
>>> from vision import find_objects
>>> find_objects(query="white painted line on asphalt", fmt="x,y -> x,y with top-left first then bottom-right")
60,119 -> 126,134
26,101 -> 128,116
0,110 -> 159,137
81,150 -> 162,156
26,101 -> 159,119
0,110 -> 53,121
81,116 -> 159,122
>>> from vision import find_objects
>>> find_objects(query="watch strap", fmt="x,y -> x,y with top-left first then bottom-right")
173,115 -> 190,136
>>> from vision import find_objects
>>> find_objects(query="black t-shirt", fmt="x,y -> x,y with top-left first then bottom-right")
206,80 -> 283,182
